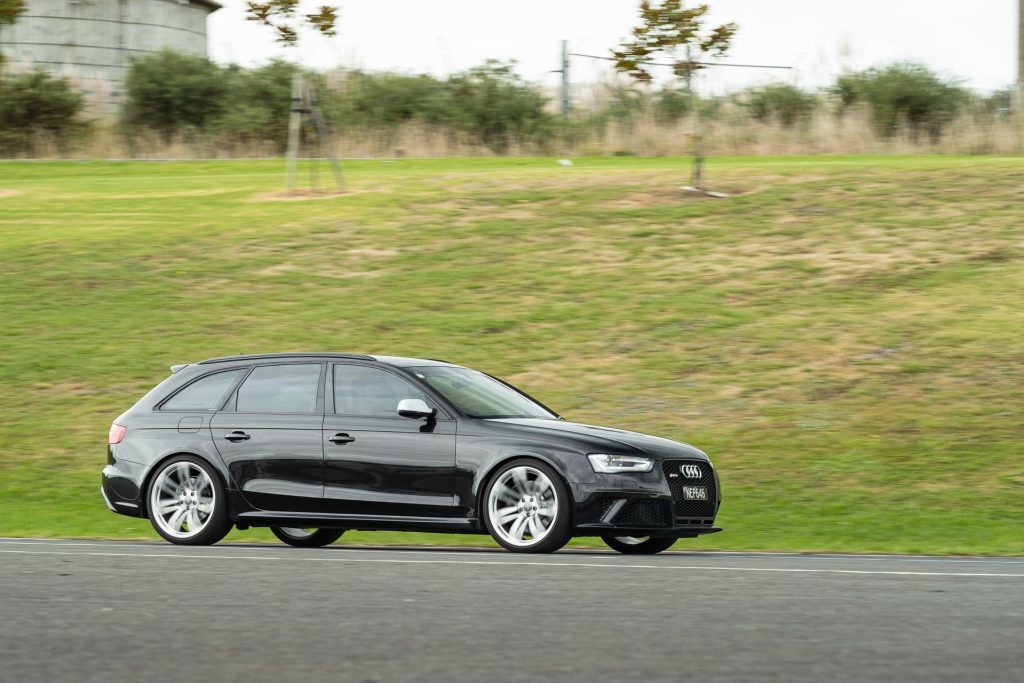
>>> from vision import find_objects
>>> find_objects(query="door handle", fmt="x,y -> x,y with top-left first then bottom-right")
224,431 -> 251,442
329,433 -> 356,445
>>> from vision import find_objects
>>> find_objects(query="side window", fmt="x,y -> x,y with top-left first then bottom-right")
334,365 -> 427,417
162,370 -> 244,411
236,364 -> 321,414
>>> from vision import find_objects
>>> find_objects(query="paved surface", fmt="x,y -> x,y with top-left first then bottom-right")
1,539 -> 1022,683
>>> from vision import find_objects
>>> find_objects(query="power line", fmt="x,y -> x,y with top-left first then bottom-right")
571,52 -> 792,71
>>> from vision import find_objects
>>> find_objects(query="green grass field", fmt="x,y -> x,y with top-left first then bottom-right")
1,155 -> 1022,553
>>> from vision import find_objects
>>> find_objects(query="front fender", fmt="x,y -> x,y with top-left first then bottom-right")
454,434 -> 594,520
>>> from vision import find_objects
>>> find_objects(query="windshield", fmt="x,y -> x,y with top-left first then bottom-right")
408,366 -> 557,419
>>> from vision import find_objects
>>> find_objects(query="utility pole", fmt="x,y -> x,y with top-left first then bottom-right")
561,40 -> 571,117
1018,0 -> 1024,116
554,40 -> 571,117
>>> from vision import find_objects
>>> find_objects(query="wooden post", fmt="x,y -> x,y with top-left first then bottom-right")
685,46 -> 704,191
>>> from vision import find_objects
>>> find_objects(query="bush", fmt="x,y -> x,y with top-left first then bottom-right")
0,69 -> 84,154
444,61 -> 554,153
332,71 -> 450,129
978,87 -> 1014,118
653,88 -> 691,123
215,60 -> 300,151
122,49 -> 228,141
118,51 -> 554,154
743,83 -> 817,127
834,63 -> 969,138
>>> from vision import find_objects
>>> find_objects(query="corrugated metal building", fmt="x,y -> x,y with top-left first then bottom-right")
0,0 -> 221,112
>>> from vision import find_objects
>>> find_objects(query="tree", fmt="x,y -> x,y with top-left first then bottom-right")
613,1 -> 736,83
245,0 -> 338,45
245,1 -> 344,192
613,1 -> 737,190
0,0 -> 25,26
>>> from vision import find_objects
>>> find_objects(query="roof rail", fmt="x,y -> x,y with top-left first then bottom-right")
198,352 -> 376,365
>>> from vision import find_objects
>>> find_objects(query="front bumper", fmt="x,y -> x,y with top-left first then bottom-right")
575,521 -> 722,538
570,458 -> 721,537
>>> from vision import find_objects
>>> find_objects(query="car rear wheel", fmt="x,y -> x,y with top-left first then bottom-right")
147,456 -> 232,546
602,535 -> 678,554
270,527 -> 345,548
483,459 -> 571,554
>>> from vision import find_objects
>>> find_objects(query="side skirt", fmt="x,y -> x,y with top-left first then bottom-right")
235,511 -> 485,535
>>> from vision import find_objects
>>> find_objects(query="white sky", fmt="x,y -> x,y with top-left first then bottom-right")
208,0 -> 1018,94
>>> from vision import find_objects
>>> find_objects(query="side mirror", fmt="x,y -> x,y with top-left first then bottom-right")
397,398 -> 436,420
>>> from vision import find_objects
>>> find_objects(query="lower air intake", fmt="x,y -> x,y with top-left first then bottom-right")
613,500 -> 672,527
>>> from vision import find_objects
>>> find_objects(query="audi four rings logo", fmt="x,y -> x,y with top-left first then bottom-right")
681,464 -> 702,479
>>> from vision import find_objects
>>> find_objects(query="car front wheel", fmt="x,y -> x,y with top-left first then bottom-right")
270,527 -> 345,548
483,459 -> 571,554
602,535 -> 678,554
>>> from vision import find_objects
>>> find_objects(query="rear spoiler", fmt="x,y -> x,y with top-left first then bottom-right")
170,364 -> 191,374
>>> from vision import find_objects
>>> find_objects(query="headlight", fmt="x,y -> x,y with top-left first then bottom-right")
587,453 -> 654,473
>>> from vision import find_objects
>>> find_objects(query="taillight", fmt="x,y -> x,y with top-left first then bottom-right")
108,423 -> 127,445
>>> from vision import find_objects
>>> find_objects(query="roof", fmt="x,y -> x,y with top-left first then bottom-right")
195,353 -> 457,367
191,0 -> 223,11
372,356 -> 458,368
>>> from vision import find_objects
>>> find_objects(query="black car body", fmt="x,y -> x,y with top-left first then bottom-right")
103,353 -> 721,553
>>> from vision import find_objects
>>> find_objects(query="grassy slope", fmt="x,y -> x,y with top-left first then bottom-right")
0,156 -> 1021,553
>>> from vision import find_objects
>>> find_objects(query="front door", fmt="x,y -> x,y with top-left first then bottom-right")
211,362 -> 325,513
323,363 -> 456,517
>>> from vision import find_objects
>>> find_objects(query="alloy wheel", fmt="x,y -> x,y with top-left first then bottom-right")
487,465 -> 559,547
613,536 -> 646,545
277,528 -> 316,538
149,461 -> 217,540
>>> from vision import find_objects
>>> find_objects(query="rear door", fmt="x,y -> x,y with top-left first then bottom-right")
211,363 -> 325,513
323,363 -> 457,517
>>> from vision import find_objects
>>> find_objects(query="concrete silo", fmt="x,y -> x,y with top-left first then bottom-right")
0,0 -> 221,112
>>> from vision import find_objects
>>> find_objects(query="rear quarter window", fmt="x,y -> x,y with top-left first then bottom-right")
160,369 -> 245,411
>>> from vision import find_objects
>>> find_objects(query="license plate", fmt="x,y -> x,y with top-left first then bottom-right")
682,486 -> 707,500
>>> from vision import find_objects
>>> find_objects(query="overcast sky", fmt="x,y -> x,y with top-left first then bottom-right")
208,1 -> 1017,94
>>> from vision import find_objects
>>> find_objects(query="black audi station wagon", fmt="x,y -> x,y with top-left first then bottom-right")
102,353 -> 721,554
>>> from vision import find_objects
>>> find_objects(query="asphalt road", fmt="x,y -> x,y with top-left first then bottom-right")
1,539 -> 1022,683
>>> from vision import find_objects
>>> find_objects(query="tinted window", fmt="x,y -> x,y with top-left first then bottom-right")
162,370 -> 244,411
236,364 -> 321,413
410,366 -> 555,419
334,365 -> 426,417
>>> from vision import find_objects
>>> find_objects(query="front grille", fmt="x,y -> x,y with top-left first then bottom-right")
613,500 -> 672,527
662,460 -> 717,519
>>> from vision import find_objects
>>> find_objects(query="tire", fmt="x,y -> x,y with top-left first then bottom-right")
271,527 -> 345,548
147,455 -> 232,546
483,458 -> 572,554
602,535 -> 678,555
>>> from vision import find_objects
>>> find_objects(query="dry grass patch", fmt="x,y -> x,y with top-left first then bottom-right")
249,189 -> 360,202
